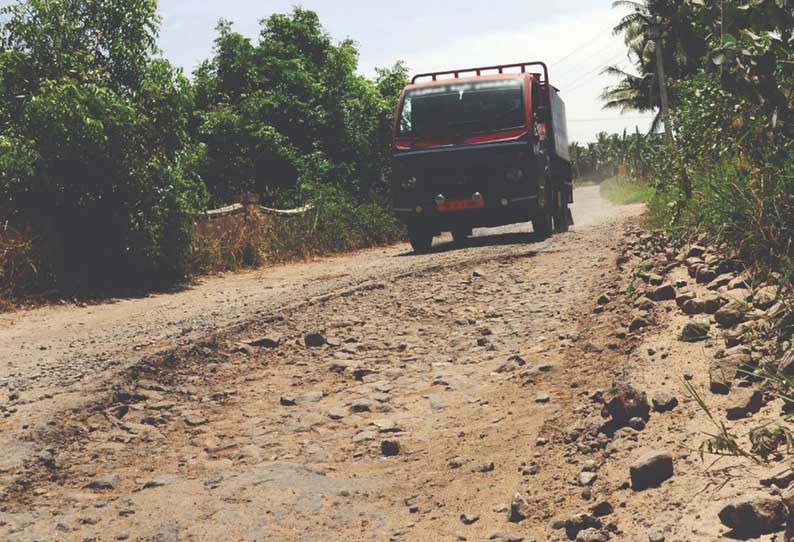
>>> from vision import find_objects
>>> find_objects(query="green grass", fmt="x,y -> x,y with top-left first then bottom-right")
599,175 -> 655,205
573,177 -> 599,188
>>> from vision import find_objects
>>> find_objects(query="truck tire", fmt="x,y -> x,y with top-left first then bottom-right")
554,189 -> 570,233
408,227 -> 433,254
532,210 -> 553,239
452,227 -> 472,245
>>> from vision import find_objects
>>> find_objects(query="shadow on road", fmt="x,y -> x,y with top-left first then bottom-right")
397,230 -> 543,257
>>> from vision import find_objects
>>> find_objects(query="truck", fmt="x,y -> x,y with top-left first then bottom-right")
390,61 -> 574,253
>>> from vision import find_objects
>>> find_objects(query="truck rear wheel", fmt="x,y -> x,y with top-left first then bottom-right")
408,226 -> 433,254
554,191 -> 570,233
532,210 -> 553,239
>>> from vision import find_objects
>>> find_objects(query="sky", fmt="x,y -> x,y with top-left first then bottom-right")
1,0 -> 655,143
156,0 -> 654,143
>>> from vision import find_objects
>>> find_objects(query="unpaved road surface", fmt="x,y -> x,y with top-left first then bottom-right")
0,187 -> 658,541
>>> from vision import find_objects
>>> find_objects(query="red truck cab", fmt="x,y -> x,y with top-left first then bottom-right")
391,61 -> 573,253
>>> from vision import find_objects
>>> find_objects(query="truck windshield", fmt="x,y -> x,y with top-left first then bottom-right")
398,79 -> 525,139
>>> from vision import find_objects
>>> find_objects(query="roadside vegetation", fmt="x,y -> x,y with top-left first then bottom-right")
591,0 -> 794,465
0,1 -> 406,302
599,176 -> 655,205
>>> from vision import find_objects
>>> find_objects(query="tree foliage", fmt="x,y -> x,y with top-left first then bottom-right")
0,3 -> 408,296
0,0 -> 207,291
193,9 -> 407,207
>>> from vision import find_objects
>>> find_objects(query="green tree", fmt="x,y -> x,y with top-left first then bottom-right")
0,0 -> 206,290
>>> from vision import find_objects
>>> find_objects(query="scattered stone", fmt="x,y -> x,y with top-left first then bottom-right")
630,451 -> 674,490
708,273 -> 735,291
295,391 -> 324,405
350,400 -> 374,413
143,475 -> 181,489
497,355 -> 527,374
535,393 -> 550,404
761,468 -> 794,489
652,392 -> 678,413
460,513 -> 479,525
629,316 -> 650,332
754,286 -> 779,310
304,332 -> 327,347
183,413 -> 208,427
581,460 -> 597,472
726,387 -> 763,420
628,417 -> 646,431
579,472 -> 597,486
565,513 -> 601,540
718,496 -> 786,535
351,430 -> 376,443
509,493 -> 531,523
681,298 -> 706,315
327,408 -> 347,420
686,245 -> 706,258
648,530 -> 665,542
86,474 -> 120,491
591,500 -> 613,517
715,302 -> 746,328
487,533 -> 524,542
710,354 -> 749,394
381,440 -> 401,457
246,334 -> 281,348
448,457 -> 467,469
650,284 -> 676,302
576,529 -> 609,542
478,462 -> 496,473
597,294 -> 611,306
602,383 -> 650,425
696,267 -> 717,284
680,319 -> 710,342
279,396 -> 296,406
429,395 -> 448,411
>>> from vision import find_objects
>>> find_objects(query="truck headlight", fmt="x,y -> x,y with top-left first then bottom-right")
401,176 -> 417,191
506,168 -> 524,182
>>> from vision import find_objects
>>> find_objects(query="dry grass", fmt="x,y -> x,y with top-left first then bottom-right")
0,221 -> 46,302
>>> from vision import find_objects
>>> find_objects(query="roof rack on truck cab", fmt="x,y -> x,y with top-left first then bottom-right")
411,61 -> 549,86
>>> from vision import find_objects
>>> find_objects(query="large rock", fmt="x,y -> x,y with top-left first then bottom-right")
726,387 -> 763,420
680,319 -> 710,342
680,298 -> 706,315
630,451 -> 674,490
686,245 -> 707,258
754,286 -> 779,310
718,496 -> 786,535
246,334 -> 281,348
715,302 -> 746,328
652,392 -> 678,413
709,354 -> 749,394
602,383 -> 650,425
707,273 -> 735,291
703,292 -> 724,314
696,266 -> 717,284
649,284 -> 676,302
565,513 -> 601,540
304,332 -> 327,347
509,492 -> 531,523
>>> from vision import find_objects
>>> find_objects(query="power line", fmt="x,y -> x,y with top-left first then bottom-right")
552,42 -> 625,83
558,51 -> 630,93
567,116 -> 655,122
549,23 -> 618,68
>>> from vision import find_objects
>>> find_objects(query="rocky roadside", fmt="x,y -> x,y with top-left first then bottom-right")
531,224 -> 794,542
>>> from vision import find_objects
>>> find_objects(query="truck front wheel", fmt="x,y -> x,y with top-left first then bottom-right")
408,226 -> 433,254
451,227 -> 472,245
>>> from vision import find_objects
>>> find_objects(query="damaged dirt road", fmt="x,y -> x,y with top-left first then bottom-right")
0,186 -> 709,542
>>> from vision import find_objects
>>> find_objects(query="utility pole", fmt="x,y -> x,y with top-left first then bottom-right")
648,22 -> 673,143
